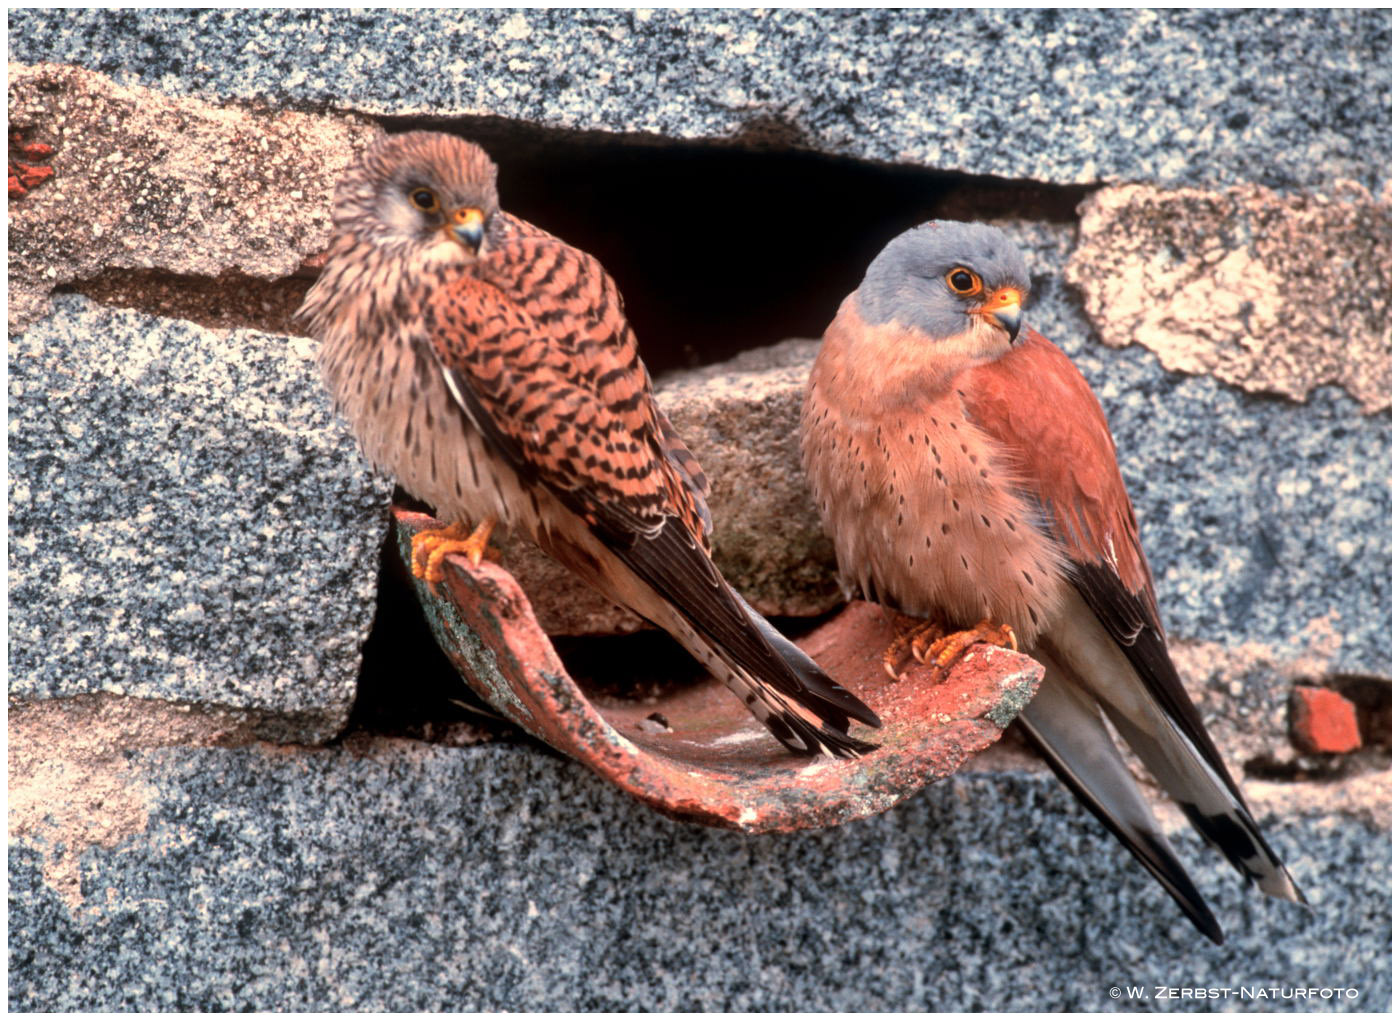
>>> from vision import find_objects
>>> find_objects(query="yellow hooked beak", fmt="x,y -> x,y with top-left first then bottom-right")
972,287 -> 1023,343
445,207 -> 485,252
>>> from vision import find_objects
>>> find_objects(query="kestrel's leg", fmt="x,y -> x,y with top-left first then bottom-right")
411,517 -> 498,589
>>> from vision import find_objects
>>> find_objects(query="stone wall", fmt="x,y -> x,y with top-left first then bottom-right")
8,9 -> 1390,1011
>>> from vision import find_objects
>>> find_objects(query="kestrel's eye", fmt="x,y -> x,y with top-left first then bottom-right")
409,188 -> 439,212
945,267 -> 982,296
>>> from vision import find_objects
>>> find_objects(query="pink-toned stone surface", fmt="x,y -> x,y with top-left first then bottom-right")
1068,182 -> 1391,413
8,694 -> 264,908
6,62 -> 377,331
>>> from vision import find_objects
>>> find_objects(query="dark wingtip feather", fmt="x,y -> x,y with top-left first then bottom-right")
1071,561 -> 1247,805
1178,802 -> 1309,905
742,602 -> 883,730
767,710 -> 881,759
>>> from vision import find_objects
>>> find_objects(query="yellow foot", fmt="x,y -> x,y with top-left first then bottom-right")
410,517 -> 497,591
916,617 -> 1018,679
883,614 -> 945,681
883,614 -> 1017,682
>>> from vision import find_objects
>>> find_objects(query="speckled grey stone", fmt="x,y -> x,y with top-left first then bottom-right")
6,742 -> 1387,1011
7,297 -> 391,741
7,8 -> 1389,191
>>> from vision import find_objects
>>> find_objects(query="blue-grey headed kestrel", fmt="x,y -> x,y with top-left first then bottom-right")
300,131 -> 880,758
799,221 -> 1305,941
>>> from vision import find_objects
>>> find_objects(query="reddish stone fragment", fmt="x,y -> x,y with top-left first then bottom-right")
1291,685 -> 1363,755
19,142 -> 54,159
16,163 -> 53,188
9,175 -> 25,199
394,507 -> 1044,833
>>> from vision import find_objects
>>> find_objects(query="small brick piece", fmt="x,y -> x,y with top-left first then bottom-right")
1291,685 -> 1363,754
9,175 -> 25,198
15,163 -> 53,188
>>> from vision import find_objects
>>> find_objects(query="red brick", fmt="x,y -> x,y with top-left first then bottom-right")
15,163 -> 53,188
1292,685 -> 1363,754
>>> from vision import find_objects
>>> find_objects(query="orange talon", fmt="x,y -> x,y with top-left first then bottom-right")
919,618 -> 1018,679
882,615 -> 1017,682
883,616 -> 949,681
411,517 -> 497,592
882,627 -> 914,680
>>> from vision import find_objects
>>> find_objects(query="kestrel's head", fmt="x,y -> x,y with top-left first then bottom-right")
856,221 -> 1030,352
333,131 -> 501,262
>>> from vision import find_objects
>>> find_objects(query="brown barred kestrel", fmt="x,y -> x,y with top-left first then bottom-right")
799,221 -> 1305,940
301,131 -> 880,758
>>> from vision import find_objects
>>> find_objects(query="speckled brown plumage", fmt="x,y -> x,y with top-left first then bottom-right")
803,296 -> 1067,644
801,220 -> 1304,941
301,131 -> 878,757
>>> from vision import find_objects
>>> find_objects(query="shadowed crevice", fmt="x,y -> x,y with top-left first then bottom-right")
380,113 -> 1094,374
61,268 -> 313,337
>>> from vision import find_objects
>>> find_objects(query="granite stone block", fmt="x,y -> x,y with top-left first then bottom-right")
7,9 -> 1389,191
7,297 -> 391,741
7,742 -> 1387,1012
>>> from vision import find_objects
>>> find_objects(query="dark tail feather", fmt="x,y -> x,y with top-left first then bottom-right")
1019,666 -> 1225,944
741,599 -> 882,730
597,514 -> 881,757
1043,601 -> 1307,907
751,685 -> 881,759
1094,695 -> 1307,905
706,593 -> 879,759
